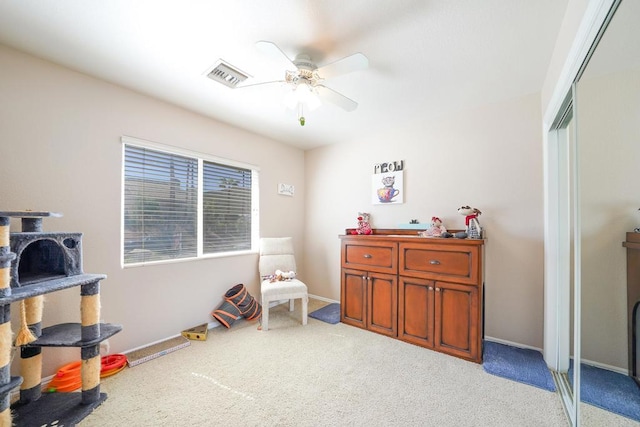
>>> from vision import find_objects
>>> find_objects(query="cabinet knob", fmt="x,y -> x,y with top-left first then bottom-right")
435,287 -> 441,292
428,286 -> 434,291
429,259 -> 440,265
363,254 -> 372,259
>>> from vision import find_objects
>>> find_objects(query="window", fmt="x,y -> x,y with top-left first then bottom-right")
202,161 -> 252,253
122,137 -> 258,266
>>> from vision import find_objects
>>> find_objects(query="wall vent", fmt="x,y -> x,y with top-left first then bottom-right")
206,60 -> 250,88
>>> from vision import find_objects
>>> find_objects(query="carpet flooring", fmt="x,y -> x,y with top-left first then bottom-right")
82,301 -> 569,426
77,300 -> 636,426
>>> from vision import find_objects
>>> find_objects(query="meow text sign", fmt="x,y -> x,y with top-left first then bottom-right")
374,160 -> 404,174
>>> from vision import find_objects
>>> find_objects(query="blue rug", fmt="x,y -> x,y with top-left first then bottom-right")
309,303 -> 340,324
483,341 -> 556,392
569,362 -> 640,422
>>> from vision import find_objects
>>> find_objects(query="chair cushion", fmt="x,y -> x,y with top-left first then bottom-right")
261,278 -> 307,298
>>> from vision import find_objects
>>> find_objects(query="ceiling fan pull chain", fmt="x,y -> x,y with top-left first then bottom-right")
298,103 -> 306,126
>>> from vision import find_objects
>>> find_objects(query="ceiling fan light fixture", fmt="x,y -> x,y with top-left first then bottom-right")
283,82 -> 321,127
283,88 -> 298,110
295,83 -> 321,111
283,82 -> 321,112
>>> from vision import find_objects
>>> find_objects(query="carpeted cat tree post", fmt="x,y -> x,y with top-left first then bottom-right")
16,214 -> 46,403
81,281 -> 102,403
18,295 -> 44,403
0,216 -> 16,425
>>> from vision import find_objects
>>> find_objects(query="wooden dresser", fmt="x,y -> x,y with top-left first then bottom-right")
340,229 -> 485,363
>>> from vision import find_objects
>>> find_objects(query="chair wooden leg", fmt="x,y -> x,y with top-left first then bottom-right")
261,296 -> 269,331
302,295 -> 308,326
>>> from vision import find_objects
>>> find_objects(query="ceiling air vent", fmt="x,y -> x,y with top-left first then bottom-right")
206,60 -> 250,88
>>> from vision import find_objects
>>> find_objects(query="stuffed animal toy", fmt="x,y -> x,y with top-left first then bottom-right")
421,216 -> 447,237
457,206 -> 482,239
351,212 -> 372,235
268,269 -> 296,282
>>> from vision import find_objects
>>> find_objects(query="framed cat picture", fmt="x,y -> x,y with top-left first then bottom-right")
372,171 -> 404,204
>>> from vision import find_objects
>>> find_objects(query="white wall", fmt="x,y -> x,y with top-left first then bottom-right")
541,0 -> 589,114
304,93 -> 546,348
0,44 -> 305,376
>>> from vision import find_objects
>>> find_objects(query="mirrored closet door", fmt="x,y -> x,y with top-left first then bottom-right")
548,0 -> 640,424
576,0 -> 640,420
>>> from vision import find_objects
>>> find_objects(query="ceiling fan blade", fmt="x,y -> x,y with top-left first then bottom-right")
317,53 -> 369,79
255,40 -> 296,69
235,80 -> 285,89
316,85 -> 358,112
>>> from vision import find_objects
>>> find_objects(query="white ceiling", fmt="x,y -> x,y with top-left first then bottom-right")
0,0 -> 568,150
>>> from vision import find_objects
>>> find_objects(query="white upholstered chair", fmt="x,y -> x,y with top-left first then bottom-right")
258,237 -> 308,331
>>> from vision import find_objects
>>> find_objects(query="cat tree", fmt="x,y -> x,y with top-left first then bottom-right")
0,211 -> 121,426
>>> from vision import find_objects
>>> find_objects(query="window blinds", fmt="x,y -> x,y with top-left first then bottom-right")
123,143 -> 256,265
123,145 -> 198,264
202,161 -> 252,254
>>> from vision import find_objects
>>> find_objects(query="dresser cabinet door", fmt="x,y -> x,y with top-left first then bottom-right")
367,272 -> 397,337
434,282 -> 479,361
341,268 -> 367,328
398,276 -> 435,348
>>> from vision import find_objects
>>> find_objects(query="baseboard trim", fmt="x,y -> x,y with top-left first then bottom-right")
483,336 -> 543,353
308,294 -> 339,304
580,357 -> 628,376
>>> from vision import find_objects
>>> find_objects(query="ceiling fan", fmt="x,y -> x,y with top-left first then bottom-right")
239,40 -> 369,126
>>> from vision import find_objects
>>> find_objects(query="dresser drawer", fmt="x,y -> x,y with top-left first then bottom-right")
342,240 -> 397,274
399,242 -> 479,285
